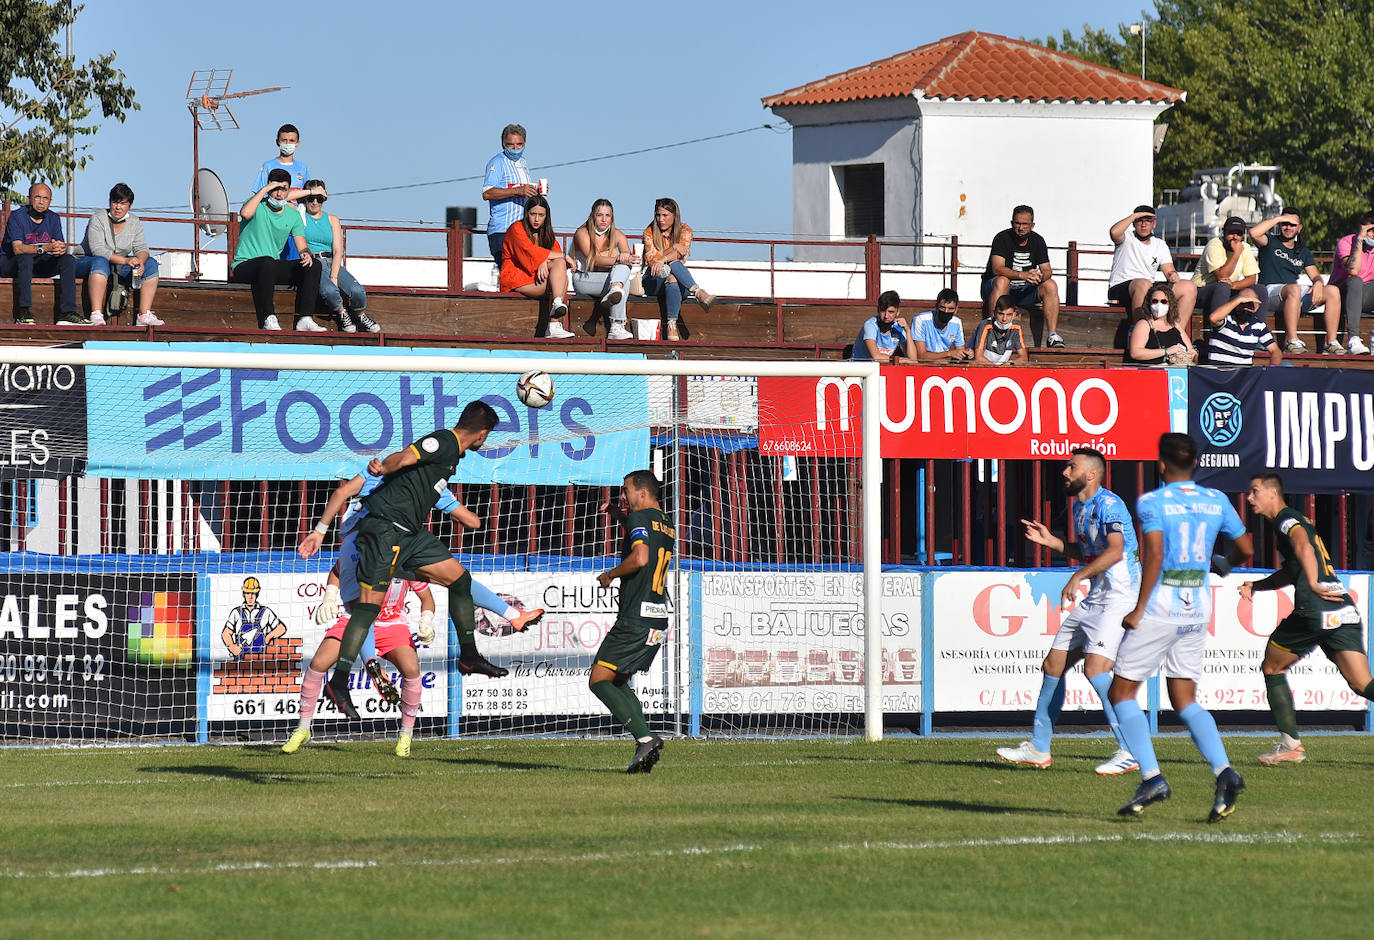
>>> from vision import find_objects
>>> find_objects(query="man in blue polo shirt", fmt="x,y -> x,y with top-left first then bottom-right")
849,290 -> 916,364
482,123 -> 537,267
912,288 -> 973,362
0,182 -> 85,325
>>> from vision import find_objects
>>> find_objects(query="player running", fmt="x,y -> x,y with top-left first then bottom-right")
591,470 -> 675,774
1110,433 -> 1253,821
998,447 -> 1142,774
320,401 -> 507,719
1242,472 -> 1374,765
283,576 -> 433,757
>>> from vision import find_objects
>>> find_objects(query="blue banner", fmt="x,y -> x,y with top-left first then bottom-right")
1190,366 -> 1374,494
86,355 -> 649,485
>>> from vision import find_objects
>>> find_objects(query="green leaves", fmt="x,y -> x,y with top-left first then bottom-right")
0,0 -> 138,195
1045,0 -> 1374,247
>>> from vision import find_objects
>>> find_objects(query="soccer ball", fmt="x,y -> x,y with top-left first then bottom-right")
516,369 -> 555,408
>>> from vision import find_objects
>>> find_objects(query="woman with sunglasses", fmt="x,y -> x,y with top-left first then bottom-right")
500,194 -> 574,338
1250,210 -> 1340,354
641,197 -> 714,341
299,180 -> 380,333
1125,281 -> 1195,366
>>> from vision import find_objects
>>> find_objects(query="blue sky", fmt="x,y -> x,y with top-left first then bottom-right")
60,0 -> 1153,256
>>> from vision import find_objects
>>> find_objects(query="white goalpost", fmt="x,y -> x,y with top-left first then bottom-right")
0,346 -> 887,745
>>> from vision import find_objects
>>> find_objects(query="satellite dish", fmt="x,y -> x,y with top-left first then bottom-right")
191,167 -> 229,237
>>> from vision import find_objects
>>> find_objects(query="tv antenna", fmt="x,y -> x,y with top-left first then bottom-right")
186,69 -> 288,278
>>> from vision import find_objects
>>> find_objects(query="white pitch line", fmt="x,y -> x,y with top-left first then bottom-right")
0,832 -> 1363,881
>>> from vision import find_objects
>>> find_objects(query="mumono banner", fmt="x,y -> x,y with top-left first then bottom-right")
758,367 -> 1174,460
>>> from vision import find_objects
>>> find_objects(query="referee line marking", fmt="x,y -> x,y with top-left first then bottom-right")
0,831 -> 1363,880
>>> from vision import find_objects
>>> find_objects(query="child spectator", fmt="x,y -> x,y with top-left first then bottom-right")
970,297 -> 1029,364
1207,293 -> 1282,366
849,290 -> 916,364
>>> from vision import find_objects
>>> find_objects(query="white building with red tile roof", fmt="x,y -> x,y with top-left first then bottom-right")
763,31 -> 1186,271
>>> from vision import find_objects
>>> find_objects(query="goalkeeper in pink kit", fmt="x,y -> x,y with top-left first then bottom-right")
284,576 -> 433,757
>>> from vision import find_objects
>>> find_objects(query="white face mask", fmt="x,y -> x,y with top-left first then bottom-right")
266,197 -> 286,210
1149,301 -> 1170,317
279,142 -> 297,157
993,319 -> 1012,331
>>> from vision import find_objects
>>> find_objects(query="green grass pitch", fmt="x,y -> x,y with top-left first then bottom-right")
3,734 -> 1370,937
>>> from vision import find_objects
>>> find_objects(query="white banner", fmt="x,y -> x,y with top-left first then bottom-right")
206,571 -> 448,724
698,571 -> 922,714
930,570 -> 1370,713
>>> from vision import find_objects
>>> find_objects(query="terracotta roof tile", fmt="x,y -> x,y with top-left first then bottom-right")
762,31 -> 1184,108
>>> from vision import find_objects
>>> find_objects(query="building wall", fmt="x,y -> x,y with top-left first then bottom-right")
775,97 -> 1173,275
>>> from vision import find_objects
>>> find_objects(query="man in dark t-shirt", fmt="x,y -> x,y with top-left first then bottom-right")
1249,211 -> 1340,354
981,205 -> 1062,347
0,182 -> 83,324
1242,472 -> 1374,766
591,469 -> 676,774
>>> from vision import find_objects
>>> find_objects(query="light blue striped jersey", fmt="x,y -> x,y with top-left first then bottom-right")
483,152 -> 531,235
1072,487 -> 1140,597
340,468 -> 460,536
1136,481 -> 1246,625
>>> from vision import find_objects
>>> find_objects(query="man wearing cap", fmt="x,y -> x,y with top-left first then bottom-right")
1192,216 -> 1260,320
1107,205 -> 1198,333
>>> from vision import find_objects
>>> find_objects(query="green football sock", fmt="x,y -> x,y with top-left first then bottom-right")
332,602 -> 380,686
1264,673 -> 1300,738
448,571 -> 476,654
1363,679 -> 1374,702
615,678 -> 652,740
590,679 -> 636,732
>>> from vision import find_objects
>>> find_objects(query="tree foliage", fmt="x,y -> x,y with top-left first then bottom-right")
0,0 -> 138,195
1043,0 -> 1374,248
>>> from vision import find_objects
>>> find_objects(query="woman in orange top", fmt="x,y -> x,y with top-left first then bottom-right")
641,196 -> 715,341
500,195 -> 573,338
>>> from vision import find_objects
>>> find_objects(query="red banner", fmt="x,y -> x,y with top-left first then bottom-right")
758,368 -> 1173,460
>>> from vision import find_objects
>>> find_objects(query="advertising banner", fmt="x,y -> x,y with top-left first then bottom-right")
1191,367 -> 1374,493
86,365 -> 648,484
0,571 -> 196,734
0,360 -> 87,479
206,571 -> 449,725
698,571 -> 922,715
758,367 -> 1172,460
930,570 -> 1369,712
455,571 -> 688,721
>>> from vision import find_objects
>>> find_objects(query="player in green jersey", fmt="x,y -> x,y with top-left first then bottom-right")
1242,472 -> 1374,765
591,469 -> 675,774
322,400 -> 503,719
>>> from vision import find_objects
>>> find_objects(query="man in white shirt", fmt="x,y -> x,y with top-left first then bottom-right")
1107,205 -> 1199,335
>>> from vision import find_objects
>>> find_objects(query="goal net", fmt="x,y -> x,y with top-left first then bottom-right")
0,345 -> 895,746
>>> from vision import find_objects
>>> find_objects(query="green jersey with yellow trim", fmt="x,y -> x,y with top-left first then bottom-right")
616,507 -> 675,629
362,429 -> 463,533
1273,505 -> 1352,615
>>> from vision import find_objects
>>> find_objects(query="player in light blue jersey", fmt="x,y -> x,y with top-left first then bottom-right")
1110,433 -> 1253,821
998,447 -> 1143,774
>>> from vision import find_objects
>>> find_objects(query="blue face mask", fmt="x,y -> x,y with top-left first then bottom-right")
503,146 -> 524,161
1363,236 -> 1374,250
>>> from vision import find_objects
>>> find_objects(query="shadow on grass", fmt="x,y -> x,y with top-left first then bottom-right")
845,795 -> 1088,817
139,764 -> 418,785
426,756 -> 586,772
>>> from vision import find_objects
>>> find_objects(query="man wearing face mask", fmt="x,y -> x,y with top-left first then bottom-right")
1328,212 -> 1374,355
849,290 -> 917,364
229,168 -> 321,331
482,123 -> 537,270
251,124 -> 310,193
912,288 -> 974,363
1107,205 -> 1199,335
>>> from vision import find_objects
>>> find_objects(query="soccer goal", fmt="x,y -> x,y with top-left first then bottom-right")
0,345 -> 897,745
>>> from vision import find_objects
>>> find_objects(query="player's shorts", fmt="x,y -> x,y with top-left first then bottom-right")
1268,607 -> 1366,660
1050,591 -> 1133,660
1113,617 -> 1208,682
595,619 -> 668,675
354,514 -> 452,592
325,613 -> 414,658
